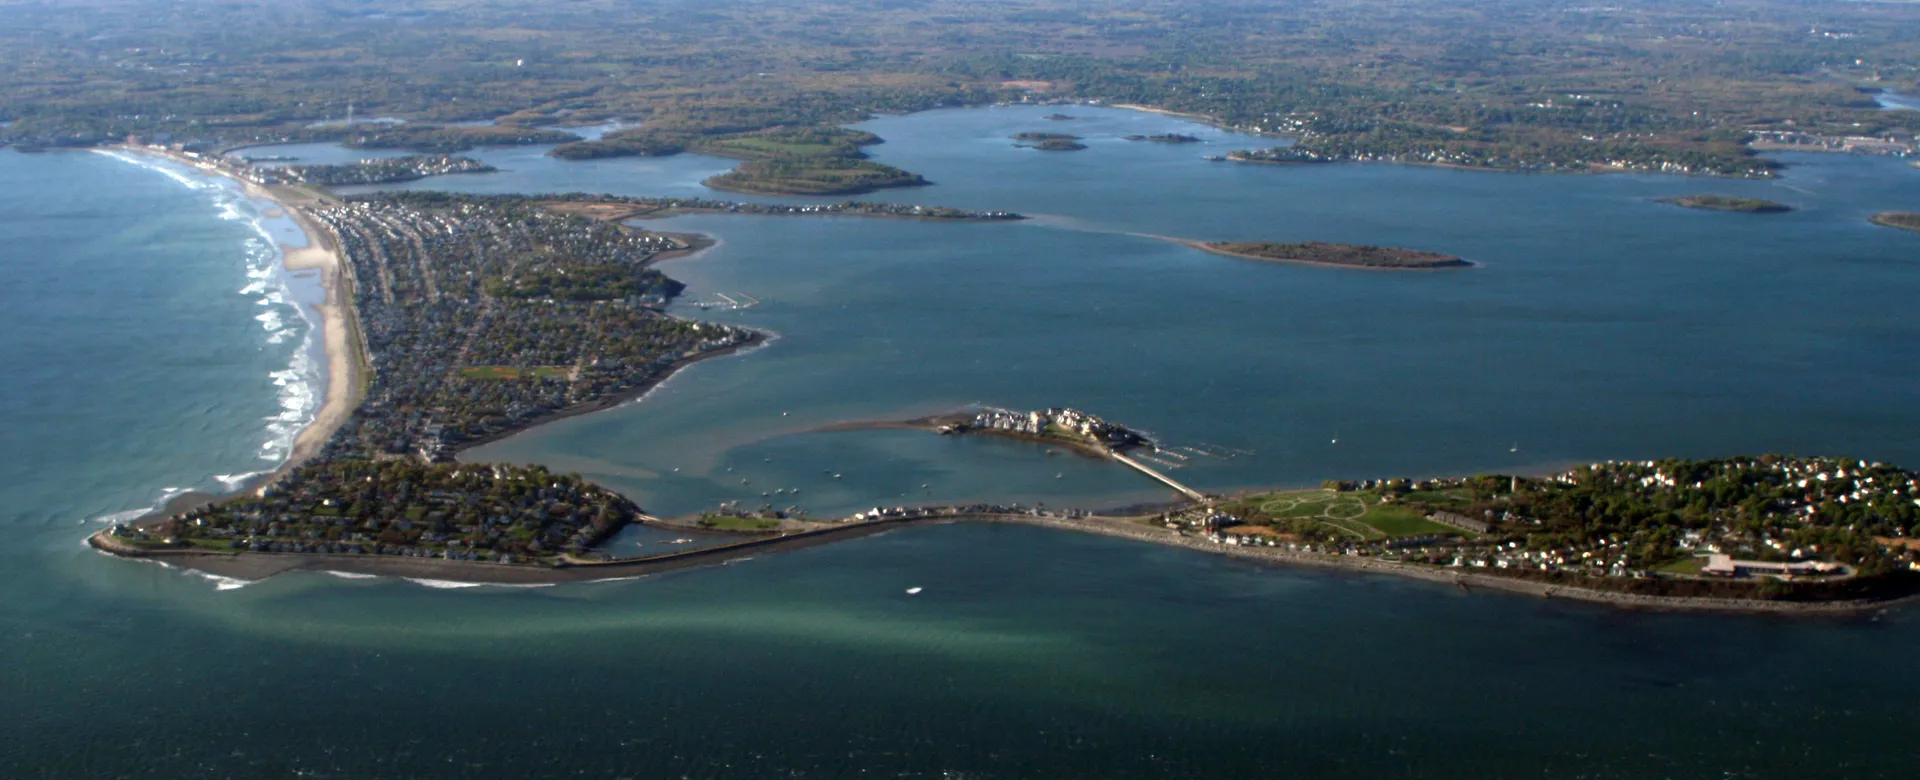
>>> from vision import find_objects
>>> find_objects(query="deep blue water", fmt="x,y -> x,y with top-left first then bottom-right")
4,107 -> 1920,778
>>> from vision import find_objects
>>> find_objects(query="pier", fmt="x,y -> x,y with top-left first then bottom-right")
1110,449 -> 1209,503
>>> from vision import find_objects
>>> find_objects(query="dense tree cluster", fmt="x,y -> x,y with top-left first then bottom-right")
704,157 -> 928,195
1394,457 -> 1920,579
131,461 -> 637,562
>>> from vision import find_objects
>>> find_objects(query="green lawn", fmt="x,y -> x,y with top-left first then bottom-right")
1400,488 -> 1473,508
699,515 -> 781,532
458,366 -> 571,380
1239,489 -> 1463,539
1656,556 -> 1706,575
1357,503 -> 1458,537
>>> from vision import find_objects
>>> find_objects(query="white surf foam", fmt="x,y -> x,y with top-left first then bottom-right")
91,150 -> 220,191
100,148 -> 326,474
187,570 -> 256,590
401,577 -> 556,590
325,571 -> 380,580
92,507 -> 154,525
404,578 -> 486,589
213,471 -> 267,491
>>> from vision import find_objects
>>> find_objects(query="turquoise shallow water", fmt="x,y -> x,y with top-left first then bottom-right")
4,108 -> 1920,778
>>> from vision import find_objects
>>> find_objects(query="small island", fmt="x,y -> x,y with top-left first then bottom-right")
1125,133 -> 1201,143
1193,241 -> 1472,270
1012,132 -> 1087,151
703,157 -> 929,195
1869,211 -> 1920,234
1659,195 -> 1794,213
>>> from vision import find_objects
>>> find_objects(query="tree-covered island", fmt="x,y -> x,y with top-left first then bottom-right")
1194,241 -> 1471,270
1869,212 -> 1920,234
554,125 -> 931,196
1012,132 -> 1087,151
1659,195 -> 1795,213
703,157 -> 928,195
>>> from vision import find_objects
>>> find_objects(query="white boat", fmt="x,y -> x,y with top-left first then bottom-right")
905,587 -> 923,595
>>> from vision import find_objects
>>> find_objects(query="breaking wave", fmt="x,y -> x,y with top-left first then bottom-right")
89,149 -> 326,518
404,578 -> 486,589
188,570 -> 256,591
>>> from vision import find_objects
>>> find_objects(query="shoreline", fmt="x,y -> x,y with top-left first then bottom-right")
1868,212 -> 1920,234
698,176 -> 932,198
446,330 -> 768,456
114,146 -> 365,507
89,511 -> 1916,614
1224,149 -> 1778,180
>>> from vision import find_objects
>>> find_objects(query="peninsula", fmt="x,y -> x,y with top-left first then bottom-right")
86,142 -> 1039,573
272,155 -> 496,186
1191,241 -> 1472,270
1659,195 -> 1794,213
1869,212 -> 1920,234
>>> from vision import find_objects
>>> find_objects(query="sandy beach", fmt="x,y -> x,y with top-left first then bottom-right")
117,146 -> 362,492
273,204 -> 360,475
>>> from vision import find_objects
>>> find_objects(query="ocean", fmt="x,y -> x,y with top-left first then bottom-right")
3,107 -> 1920,777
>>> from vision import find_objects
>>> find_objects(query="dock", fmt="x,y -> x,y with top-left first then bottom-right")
1110,449 -> 1209,503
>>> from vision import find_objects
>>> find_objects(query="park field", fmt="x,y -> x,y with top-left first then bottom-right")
1225,489 -> 1466,541
699,515 -> 783,532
